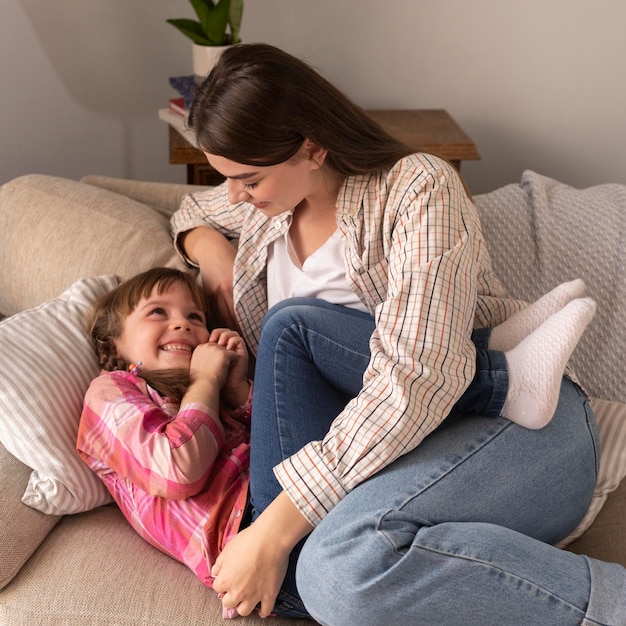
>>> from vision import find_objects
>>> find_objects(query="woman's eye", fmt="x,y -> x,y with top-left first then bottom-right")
242,181 -> 259,190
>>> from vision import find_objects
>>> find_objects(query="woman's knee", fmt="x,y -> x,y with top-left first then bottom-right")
259,298 -> 319,342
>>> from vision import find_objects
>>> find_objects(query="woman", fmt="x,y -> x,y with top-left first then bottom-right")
171,44 -> 624,624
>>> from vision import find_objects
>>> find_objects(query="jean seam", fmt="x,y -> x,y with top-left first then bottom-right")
412,541 -> 587,618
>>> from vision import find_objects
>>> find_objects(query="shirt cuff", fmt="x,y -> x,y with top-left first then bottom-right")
273,441 -> 349,527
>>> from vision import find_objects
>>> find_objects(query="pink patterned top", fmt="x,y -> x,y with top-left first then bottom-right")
77,370 -> 251,589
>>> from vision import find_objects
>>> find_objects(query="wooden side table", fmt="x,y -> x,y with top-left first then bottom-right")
165,109 -> 480,186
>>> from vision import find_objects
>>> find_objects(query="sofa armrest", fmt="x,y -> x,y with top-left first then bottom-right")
80,176 -> 210,219
0,442 -> 60,590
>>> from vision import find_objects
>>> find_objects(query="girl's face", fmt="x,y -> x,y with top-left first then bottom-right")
114,282 -> 210,372
205,141 -> 325,217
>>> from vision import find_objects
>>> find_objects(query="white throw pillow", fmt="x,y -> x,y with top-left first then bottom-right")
0,275 -> 120,515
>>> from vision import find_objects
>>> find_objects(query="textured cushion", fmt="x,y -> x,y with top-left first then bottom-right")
0,174 -> 185,317
0,276 -> 119,515
474,171 -> 626,403
0,444 -> 60,590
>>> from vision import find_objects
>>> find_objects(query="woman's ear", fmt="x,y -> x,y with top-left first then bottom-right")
302,139 -> 328,169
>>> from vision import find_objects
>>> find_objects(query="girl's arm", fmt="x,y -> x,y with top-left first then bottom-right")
79,342 -> 239,500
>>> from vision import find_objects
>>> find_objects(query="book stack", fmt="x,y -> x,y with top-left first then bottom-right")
158,75 -> 198,147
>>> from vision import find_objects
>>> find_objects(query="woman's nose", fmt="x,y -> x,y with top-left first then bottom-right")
227,179 -> 250,204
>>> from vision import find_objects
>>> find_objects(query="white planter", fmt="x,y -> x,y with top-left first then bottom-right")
192,44 -> 231,79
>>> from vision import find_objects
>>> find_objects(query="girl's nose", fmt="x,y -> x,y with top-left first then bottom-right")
171,317 -> 191,331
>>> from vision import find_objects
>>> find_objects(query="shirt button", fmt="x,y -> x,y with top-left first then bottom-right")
274,220 -> 282,230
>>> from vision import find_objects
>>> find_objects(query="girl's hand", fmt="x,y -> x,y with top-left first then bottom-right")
208,328 -> 250,409
212,492 -> 313,618
182,342 -> 236,412
189,341 -> 236,390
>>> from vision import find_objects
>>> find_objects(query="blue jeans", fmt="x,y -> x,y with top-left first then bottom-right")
249,298 -> 626,624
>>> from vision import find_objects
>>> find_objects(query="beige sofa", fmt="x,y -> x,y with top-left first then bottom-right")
0,172 -> 625,625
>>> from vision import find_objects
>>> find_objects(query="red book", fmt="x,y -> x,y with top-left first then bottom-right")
168,97 -> 188,118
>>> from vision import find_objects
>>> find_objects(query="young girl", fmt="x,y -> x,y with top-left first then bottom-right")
170,44 -> 623,624
77,267 -> 251,618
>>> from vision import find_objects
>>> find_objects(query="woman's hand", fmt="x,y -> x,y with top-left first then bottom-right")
179,227 -> 238,330
212,492 -> 314,618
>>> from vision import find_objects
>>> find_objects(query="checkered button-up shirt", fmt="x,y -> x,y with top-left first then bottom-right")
171,153 -> 524,526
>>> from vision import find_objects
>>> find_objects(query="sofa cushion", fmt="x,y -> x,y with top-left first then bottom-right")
0,444 -> 60,590
0,276 -> 119,515
0,505 -> 311,626
0,174 -> 186,317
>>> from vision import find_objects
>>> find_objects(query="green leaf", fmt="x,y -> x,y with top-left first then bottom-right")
229,0 -> 243,43
189,0 -> 214,24
166,18 -> 211,45
200,0 -> 231,46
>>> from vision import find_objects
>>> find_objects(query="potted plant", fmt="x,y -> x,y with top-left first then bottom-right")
167,0 -> 243,77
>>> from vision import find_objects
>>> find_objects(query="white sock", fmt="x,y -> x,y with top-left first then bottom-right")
501,297 -> 596,429
489,279 -> 586,352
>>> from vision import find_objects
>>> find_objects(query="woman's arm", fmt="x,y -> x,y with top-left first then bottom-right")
180,227 -> 238,330
171,186 -> 250,329
275,157 -> 483,526
212,491 -> 313,618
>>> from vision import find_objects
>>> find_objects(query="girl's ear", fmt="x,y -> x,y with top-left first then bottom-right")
302,138 -> 328,169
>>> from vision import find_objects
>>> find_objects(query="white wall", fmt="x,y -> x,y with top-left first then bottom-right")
2,0 -> 625,193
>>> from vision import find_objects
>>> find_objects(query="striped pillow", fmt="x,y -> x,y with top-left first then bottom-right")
0,275 -> 120,515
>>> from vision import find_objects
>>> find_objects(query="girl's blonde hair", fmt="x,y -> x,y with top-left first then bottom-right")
88,268 -> 211,400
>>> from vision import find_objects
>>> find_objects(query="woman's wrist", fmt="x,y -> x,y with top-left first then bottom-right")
256,491 -> 314,553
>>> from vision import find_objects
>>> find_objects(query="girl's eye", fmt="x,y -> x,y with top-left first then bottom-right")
149,307 -> 166,316
188,312 -> 205,322
242,181 -> 259,190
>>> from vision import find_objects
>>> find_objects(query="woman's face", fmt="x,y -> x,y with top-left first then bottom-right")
205,142 -> 324,217
114,282 -> 210,372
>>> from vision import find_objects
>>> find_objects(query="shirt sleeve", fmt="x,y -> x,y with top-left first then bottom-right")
274,158 -> 489,526
170,183 -> 250,267
77,372 -> 227,500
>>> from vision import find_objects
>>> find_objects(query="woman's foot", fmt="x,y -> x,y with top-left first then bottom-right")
501,297 -> 596,429
489,279 -> 586,352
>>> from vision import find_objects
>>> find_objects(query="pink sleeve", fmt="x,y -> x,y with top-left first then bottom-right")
78,372 -> 226,500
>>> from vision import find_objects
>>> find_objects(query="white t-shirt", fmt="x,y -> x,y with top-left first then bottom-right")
266,227 -> 368,313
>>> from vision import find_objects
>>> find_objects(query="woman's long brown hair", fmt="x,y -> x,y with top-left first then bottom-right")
189,43 -> 416,174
